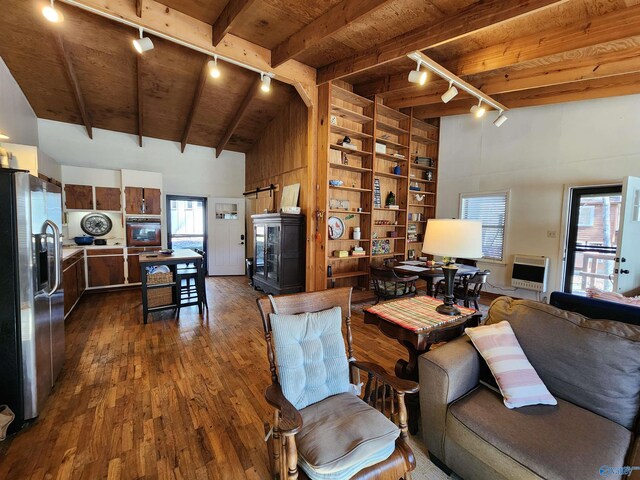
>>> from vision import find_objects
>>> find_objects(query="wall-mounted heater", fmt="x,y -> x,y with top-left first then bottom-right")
511,255 -> 550,292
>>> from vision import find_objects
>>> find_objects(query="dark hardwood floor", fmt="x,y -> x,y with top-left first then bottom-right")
0,277 -> 412,480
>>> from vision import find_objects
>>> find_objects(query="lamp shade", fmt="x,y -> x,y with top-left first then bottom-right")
422,219 -> 483,258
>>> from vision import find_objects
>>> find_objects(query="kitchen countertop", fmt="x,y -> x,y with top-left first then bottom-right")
62,247 -> 84,260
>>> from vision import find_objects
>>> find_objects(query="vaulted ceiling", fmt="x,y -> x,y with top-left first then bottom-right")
1,0 -> 639,154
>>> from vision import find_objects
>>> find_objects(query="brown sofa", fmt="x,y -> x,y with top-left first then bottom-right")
419,297 -> 640,480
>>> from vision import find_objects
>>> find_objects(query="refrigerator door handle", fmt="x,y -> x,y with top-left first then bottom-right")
43,220 -> 62,296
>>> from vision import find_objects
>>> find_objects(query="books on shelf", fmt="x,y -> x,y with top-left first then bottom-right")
408,224 -> 418,243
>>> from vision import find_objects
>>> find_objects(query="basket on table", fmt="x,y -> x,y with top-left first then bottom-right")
146,268 -> 174,307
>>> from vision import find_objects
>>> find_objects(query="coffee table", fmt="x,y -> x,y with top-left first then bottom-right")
364,295 -> 481,433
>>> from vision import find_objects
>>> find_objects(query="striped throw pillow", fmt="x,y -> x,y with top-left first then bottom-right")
465,321 -> 557,409
587,287 -> 640,307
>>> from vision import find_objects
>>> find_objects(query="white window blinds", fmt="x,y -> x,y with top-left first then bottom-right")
460,192 -> 508,261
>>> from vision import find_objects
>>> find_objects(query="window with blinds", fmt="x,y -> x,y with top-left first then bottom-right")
460,192 -> 508,261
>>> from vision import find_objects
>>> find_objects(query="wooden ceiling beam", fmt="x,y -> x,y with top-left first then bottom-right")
58,0 -> 316,100
411,71 -> 640,119
449,3 -> 640,77
53,32 -> 92,139
212,0 -> 259,47
386,45 -> 640,108
136,56 -> 143,147
271,0 -> 391,68
215,78 -> 260,158
135,0 -> 142,17
181,58 -> 209,153
316,0 -> 566,84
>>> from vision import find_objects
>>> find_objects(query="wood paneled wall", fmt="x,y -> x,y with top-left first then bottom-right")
245,95 -> 310,287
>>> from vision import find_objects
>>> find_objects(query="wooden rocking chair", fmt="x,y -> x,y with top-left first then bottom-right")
257,287 -> 418,480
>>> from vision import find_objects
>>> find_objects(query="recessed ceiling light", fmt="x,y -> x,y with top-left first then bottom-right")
42,0 -> 64,23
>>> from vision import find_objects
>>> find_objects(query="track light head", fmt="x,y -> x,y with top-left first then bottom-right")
407,62 -> 427,85
208,57 -> 221,78
133,28 -> 154,54
0,131 -> 9,140
470,101 -> 486,118
260,73 -> 271,92
441,82 -> 458,103
43,0 -> 64,23
493,111 -> 508,127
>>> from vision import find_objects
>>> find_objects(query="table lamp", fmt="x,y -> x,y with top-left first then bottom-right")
422,219 -> 483,315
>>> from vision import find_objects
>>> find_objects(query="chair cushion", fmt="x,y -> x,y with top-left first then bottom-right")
446,386 -> 632,480
270,307 -> 350,410
296,393 -> 399,480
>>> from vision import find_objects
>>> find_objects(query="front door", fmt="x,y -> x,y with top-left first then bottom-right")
614,176 -> 640,293
209,198 -> 245,275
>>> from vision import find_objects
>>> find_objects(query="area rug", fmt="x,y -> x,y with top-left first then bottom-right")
407,434 -> 460,480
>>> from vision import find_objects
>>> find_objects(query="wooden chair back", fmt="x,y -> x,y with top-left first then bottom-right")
256,287 -> 354,383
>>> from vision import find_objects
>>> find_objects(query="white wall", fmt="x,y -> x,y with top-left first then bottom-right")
38,119 -> 245,199
437,94 -> 640,299
0,57 -> 38,146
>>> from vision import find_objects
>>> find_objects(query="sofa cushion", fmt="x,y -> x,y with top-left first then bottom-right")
465,321 -> 556,408
296,393 -> 399,479
446,386 -> 632,480
485,297 -> 640,429
270,306 -> 350,410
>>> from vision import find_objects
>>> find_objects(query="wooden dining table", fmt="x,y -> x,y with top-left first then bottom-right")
394,262 -> 479,296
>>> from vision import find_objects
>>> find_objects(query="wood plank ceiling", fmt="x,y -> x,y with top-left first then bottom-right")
1,0 -> 639,153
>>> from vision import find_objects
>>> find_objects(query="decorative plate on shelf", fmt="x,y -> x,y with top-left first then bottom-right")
80,213 -> 112,237
328,216 -> 345,240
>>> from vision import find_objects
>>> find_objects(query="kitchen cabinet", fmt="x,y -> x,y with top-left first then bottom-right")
252,214 -> 305,295
95,187 -> 121,211
126,247 -> 161,283
86,248 -> 125,287
63,251 -> 86,317
64,184 -> 93,210
125,187 -> 161,215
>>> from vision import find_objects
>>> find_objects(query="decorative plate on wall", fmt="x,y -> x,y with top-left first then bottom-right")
328,216 -> 345,240
80,213 -> 112,237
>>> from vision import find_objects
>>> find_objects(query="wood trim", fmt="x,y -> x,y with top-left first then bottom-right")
215,77 -> 260,157
53,32 -> 92,139
136,0 -> 142,17
181,58 -> 209,153
316,0 -> 566,84
212,0 -> 259,47
136,56 -> 143,147
271,0 -> 390,68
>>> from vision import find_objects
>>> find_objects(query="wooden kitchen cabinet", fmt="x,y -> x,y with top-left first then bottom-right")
95,187 -> 121,211
87,249 -> 125,287
63,251 -> 86,317
124,187 -> 161,215
126,247 -> 161,283
64,184 -> 93,210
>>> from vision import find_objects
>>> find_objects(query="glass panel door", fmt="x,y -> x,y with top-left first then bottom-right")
167,195 -> 207,270
266,225 -> 280,283
563,186 -> 622,294
255,224 -> 265,277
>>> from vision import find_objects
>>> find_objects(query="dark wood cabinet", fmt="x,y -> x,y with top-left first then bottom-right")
64,184 -> 93,210
63,251 -> 86,317
125,186 -> 161,215
86,249 -> 125,287
252,214 -> 305,295
126,247 -> 161,283
95,187 -> 121,211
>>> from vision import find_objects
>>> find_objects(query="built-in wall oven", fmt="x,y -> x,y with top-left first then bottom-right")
126,218 -> 162,246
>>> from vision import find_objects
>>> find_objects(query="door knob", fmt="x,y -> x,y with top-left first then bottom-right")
621,269 -> 630,275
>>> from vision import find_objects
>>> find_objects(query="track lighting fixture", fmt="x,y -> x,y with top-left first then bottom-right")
133,27 -> 154,54
43,0 -> 64,23
441,82 -> 458,104
493,110 -> 508,127
260,73 -> 271,92
470,100 -> 486,118
208,56 -> 221,78
0,131 -> 9,140
407,61 -> 427,86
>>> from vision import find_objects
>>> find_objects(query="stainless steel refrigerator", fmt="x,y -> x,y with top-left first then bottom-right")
0,168 -> 64,435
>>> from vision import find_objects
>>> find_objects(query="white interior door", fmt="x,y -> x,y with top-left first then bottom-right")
614,176 -> 640,293
208,198 -> 245,275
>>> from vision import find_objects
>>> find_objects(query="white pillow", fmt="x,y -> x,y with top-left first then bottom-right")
270,306 -> 350,410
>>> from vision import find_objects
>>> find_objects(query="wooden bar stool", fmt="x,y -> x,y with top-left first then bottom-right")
176,249 -> 208,315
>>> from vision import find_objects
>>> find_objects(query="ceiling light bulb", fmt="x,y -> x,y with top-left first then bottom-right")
0,131 -> 9,140
208,58 -> 221,78
470,101 -> 486,118
494,111 -> 508,127
42,0 -> 64,23
133,28 -> 154,54
441,82 -> 459,103
260,74 -> 271,92
407,67 -> 427,86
